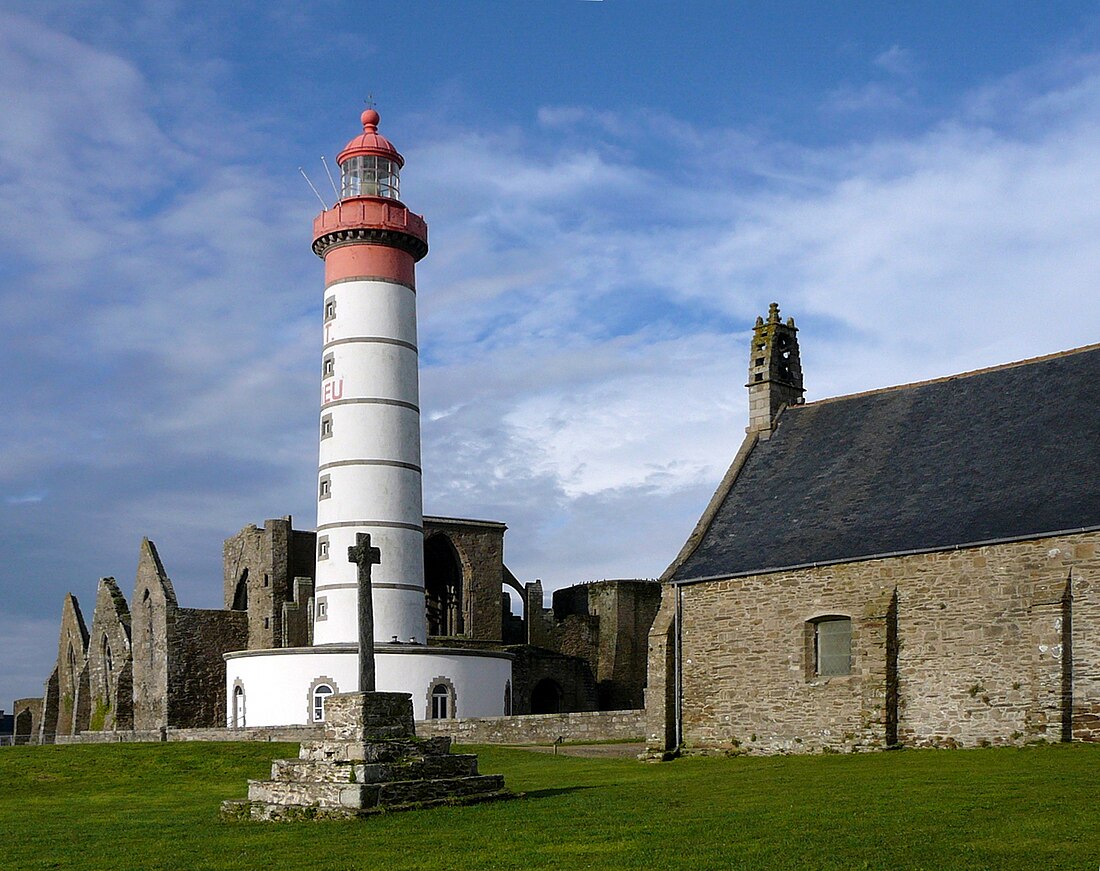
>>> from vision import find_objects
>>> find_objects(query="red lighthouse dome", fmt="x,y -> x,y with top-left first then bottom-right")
336,109 -> 404,200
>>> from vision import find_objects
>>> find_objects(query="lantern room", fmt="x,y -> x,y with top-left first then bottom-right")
337,108 -> 403,201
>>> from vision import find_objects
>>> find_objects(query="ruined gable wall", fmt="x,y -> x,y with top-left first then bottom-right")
168,609 -> 247,728
673,531 -> 1099,754
53,595 -> 90,737
131,541 -> 174,730
85,578 -> 134,732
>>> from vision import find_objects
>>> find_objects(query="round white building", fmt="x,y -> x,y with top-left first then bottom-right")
225,109 -> 512,727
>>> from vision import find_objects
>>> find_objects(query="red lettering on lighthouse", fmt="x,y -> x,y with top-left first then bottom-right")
323,378 -> 345,404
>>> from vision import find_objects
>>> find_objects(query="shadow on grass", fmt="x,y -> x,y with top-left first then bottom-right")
521,785 -> 597,800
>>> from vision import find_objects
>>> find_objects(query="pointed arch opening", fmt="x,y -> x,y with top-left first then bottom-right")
232,569 -> 249,611
424,534 -> 464,637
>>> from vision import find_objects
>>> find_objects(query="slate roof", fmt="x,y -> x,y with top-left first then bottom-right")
672,344 -> 1100,582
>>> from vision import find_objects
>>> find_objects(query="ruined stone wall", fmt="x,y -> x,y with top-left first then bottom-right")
507,645 -> 598,714
38,669 -> 58,744
281,577 -> 315,648
131,539 -> 175,730
584,581 -> 661,709
169,609 -> 247,728
424,519 -> 505,642
664,531 -> 1100,754
416,709 -> 644,744
528,580 -> 661,711
85,578 -> 134,732
13,697 -> 42,745
224,519 -> 317,651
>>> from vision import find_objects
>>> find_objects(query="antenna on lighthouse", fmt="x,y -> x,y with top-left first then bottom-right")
320,155 -> 340,200
298,166 -> 329,210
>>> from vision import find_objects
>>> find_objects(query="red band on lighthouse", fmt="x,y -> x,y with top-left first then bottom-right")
324,244 -> 416,288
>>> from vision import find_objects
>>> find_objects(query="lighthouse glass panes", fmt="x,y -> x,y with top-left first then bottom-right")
341,155 -> 400,200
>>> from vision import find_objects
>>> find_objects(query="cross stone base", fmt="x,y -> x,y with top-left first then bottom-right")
221,692 -> 510,821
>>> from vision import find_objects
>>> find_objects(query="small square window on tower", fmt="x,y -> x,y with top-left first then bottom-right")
320,413 -> 334,440
319,474 -> 332,500
317,535 -> 330,561
315,597 -> 328,621
324,297 -> 337,322
322,353 -> 335,379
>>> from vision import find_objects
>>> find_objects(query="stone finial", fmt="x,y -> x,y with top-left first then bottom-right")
767,302 -> 781,324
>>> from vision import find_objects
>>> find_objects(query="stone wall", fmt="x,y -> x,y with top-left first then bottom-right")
170,608 -> 247,728
59,724 -> 321,744
12,698 -> 42,745
416,709 -> 644,744
59,712 -> 644,746
653,530 -> 1100,754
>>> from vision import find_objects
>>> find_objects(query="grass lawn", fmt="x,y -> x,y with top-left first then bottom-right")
0,741 -> 1097,870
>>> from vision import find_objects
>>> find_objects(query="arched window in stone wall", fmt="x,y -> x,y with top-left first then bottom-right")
102,634 -> 113,697
424,535 -> 464,637
67,641 -> 77,685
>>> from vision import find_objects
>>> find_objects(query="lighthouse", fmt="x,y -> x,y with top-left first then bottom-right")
311,109 -> 429,647
224,109 -> 512,726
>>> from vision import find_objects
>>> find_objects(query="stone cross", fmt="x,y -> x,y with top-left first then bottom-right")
347,533 -> 381,692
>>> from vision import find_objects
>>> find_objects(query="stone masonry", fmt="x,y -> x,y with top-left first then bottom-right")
84,578 -> 134,732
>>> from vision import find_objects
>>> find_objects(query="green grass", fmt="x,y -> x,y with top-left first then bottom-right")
1,741 -> 1098,870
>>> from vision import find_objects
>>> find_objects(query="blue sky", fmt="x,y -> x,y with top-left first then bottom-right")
3,1 -> 1100,706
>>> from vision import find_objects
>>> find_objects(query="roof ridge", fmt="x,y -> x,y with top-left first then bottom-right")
797,342 -> 1100,409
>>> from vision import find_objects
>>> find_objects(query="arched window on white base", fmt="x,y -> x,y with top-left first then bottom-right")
426,676 -> 457,720
312,684 -> 334,722
232,684 -> 246,728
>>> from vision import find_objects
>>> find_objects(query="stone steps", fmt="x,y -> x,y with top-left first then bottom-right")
221,692 -> 512,822
272,753 -> 478,783
298,735 -> 451,763
246,774 -> 505,810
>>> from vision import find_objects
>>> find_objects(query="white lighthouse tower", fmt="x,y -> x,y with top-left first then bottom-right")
224,109 -> 511,726
311,108 -> 429,648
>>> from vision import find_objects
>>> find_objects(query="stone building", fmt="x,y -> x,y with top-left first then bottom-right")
646,304 -> 1100,755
